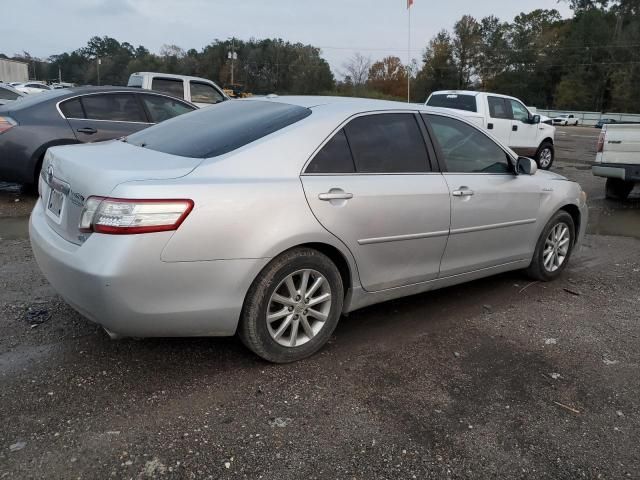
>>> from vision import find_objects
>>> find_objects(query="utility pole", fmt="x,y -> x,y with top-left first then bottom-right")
97,57 -> 101,86
58,65 -> 62,84
407,0 -> 414,103
228,38 -> 237,85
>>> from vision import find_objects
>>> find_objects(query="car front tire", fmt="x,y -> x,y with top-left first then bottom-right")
605,178 -> 635,201
535,142 -> 554,170
526,211 -> 575,282
238,247 -> 344,363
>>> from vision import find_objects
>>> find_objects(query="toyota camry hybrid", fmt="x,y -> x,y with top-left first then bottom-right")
30,96 -> 588,363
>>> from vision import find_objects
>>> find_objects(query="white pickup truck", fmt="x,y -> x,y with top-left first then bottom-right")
127,72 -> 228,108
426,90 -> 557,169
593,123 -> 640,200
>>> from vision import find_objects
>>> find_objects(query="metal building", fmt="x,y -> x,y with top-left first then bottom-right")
0,59 -> 29,83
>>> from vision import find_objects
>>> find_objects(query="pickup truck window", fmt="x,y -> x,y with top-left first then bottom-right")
509,100 -> 530,122
127,75 -> 144,88
151,78 -> 184,99
427,94 -> 477,113
190,81 -> 225,104
488,96 -> 511,119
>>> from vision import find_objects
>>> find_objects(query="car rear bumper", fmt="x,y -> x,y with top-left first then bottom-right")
29,199 -> 269,337
593,164 -> 640,182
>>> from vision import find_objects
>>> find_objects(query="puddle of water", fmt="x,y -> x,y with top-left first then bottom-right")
587,206 -> 640,239
0,216 -> 29,240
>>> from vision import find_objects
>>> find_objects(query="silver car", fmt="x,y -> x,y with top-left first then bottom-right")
30,97 -> 588,363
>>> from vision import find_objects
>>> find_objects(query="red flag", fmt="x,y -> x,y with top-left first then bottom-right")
407,0 -> 414,8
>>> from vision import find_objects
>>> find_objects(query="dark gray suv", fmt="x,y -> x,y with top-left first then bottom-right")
0,86 -> 196,185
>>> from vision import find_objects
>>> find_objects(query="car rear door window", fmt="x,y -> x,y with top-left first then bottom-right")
488,96 -> 511,119
344,114 -> 430,173
190,82 -> 224,104
305,129 -> 355,174
81,94 -> 147,122
59,98 -> 85,118
425,114 -> 511,174
141,94 -> 195,123
151,78 -> 185,99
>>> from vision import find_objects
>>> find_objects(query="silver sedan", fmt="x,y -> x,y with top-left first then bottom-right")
30,96 -> 588,362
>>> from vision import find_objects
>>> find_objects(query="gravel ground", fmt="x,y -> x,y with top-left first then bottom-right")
0,127 -> 639,479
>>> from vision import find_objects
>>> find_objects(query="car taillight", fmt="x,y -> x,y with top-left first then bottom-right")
79,197 -> 194,234
596,132 -> 605,153
0,116 -> 17,134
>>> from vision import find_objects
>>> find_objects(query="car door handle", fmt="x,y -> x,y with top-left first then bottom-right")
77,127 -> 97,134
452,188 -> 474,197
487,123 -> 494,130
512,125 -> 518,131
318,191 -> 353,201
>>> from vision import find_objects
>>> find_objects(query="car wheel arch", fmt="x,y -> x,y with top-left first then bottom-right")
243,241 -> 357,310
559,204 -> 581,237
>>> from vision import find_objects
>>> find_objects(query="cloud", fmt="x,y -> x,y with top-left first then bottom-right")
79,0 -> 137,16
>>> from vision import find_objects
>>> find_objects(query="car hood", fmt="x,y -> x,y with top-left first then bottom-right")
536,169 -> 568,181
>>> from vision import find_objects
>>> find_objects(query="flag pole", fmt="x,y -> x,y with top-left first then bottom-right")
407,1 -> 411,103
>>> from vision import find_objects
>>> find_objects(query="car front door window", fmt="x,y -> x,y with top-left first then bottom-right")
426,114 -> 511,174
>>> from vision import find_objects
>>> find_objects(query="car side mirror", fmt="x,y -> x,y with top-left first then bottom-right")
531,114 -> 541,124
516,157 -> 538,175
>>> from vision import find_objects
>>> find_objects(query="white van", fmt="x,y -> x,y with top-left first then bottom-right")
127,72 -> 228,108
426,90 -> 557,169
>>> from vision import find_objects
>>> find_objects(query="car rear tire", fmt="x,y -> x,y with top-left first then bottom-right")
535,142 -> 554,170
526,211 -> 575,282
238,247 -> 344,363
605,178 -> 634,201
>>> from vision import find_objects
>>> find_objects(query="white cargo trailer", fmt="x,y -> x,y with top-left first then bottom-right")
0,59 -> 29,83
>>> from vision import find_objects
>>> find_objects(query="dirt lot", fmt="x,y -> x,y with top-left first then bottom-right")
1,127 -> 639,479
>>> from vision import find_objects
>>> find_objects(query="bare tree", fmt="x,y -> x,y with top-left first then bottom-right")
341,53 -> 371,87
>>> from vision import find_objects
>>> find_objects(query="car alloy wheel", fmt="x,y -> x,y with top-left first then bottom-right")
266,269 -> 332,347
543,223 -> 570,272
526,210 -> 575,281
538,148 -> 553,168
238,247 -> 343,363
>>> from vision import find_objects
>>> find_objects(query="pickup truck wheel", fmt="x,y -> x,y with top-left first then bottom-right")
238,247 -> 344,363
605,178 -> 634,201
526,211 -> 575,282
536,142 -> 554,170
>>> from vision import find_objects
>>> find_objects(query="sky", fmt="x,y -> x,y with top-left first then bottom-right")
2,0 -> 573,75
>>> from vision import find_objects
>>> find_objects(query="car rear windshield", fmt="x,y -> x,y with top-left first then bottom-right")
427,94 -> 478,112
125,100 -> 312,158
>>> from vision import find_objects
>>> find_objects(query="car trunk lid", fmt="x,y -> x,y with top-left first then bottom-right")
39,140 -> 202,245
